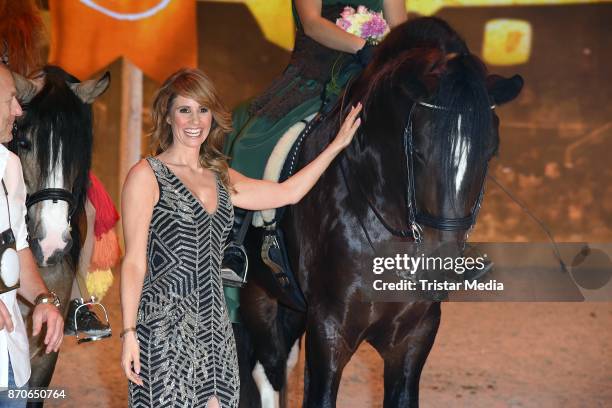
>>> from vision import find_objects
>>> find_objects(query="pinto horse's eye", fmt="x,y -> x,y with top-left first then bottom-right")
17,138 -> 31,150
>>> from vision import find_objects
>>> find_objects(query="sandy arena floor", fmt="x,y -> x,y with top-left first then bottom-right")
47,289 -> 612,407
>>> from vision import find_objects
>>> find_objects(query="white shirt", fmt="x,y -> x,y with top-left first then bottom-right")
0,144 -> 30,387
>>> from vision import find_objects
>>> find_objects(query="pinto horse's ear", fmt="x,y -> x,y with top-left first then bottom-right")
487,74 -> 523,106
69,71 -> 111,104
12,71 -> 43,105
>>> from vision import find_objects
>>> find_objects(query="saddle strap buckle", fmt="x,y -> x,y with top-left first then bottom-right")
411,222 -> 423,243
261,233 -> 290,288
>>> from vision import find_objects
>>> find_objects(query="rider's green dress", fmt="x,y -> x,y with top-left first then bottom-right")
225,0 -> 383,177
223,0 -> 384,322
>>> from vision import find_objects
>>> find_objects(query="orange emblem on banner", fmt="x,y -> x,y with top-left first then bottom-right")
48,0 -> 197,82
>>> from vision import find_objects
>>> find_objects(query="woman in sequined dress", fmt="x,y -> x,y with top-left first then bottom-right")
120,68 -> 361,408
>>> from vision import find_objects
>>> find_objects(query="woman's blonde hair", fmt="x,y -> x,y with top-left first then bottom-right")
150,68 -> 232,189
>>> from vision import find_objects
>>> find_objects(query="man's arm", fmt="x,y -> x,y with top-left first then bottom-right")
17,248 -> 63,353
16,248 -> 48,303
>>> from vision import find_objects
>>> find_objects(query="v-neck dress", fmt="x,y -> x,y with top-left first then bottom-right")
128,157 -> 239,408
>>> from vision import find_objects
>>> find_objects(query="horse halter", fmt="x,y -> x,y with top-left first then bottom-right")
25,188 -> 77,225
349,101 -> 494,244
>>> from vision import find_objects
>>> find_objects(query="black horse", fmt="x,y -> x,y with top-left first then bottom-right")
12,65 -> 109,402
237,18 -> 523,407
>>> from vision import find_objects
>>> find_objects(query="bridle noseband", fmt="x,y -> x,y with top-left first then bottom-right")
26,188 -> 77,226
342,101 -> 494,246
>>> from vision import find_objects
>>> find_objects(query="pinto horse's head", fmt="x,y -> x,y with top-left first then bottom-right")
345,18 -> 522,252
12,66 -> 109,266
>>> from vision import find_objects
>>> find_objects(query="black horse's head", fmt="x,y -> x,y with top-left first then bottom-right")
344,18 -> 523,249
11,66 -> 109,266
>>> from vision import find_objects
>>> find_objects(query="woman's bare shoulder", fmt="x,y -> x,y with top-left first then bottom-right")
122,159 -> 157,198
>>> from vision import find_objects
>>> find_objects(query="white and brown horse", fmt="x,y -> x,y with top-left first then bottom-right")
12,65 -> 109,402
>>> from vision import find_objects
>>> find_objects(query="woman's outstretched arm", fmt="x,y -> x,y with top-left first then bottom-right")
120,159 -> 156,387
229,103 -> 361,211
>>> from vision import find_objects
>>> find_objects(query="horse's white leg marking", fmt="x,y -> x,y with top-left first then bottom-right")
252,361 -> 279,408
286,339 -> 300,377
38,136 -> 70,261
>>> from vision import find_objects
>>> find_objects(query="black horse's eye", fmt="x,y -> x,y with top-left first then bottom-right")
413,149 -> 426,164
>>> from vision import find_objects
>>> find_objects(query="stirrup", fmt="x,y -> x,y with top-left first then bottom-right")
261,234 -> 290,288
221,242 -> 249,288
74,296 -> 112,344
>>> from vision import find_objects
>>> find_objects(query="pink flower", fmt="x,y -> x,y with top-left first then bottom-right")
361,17 -> 386,39
340,6 -> 355,18
336,18 -> 351,31
356,5 -> 369,14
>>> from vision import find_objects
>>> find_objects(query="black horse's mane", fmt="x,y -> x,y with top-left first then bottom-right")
14,65 -> 93,264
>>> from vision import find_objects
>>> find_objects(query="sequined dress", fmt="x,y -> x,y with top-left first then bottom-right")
128,157 -> 239,408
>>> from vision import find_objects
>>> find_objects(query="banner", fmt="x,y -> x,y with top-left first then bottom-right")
48,0 -> 197,82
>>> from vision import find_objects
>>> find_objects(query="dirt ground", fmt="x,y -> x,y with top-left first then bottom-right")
47,289 -> 612,407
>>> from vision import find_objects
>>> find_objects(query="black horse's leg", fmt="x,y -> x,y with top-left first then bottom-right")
371,302 -> 441,408
303,315 -> 357,408
233,322 -> 261,408
240,281 -> 304,407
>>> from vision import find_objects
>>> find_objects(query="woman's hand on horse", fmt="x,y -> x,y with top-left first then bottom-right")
32,303 -> 64,353
122,333 -> 143,386
332,103 -> 362,150
0,300 -> 14,332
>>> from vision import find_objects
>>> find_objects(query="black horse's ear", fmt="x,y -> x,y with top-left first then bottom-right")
401,74 -> 438,102
487,74 -> 523,106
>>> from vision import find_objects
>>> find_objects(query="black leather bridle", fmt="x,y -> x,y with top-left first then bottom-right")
341,101 -> 494,245
25,188 -> 77,225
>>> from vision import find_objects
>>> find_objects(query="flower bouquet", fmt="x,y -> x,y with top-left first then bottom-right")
335,5 -> 390,45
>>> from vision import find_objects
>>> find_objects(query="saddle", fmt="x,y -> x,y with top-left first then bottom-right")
222,113 -> 322,312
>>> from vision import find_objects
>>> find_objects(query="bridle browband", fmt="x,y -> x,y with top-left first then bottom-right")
341,101 -> 494,246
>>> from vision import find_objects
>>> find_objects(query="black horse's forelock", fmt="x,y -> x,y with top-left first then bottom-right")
428,54 -> 496,199
16,65 -> 93,265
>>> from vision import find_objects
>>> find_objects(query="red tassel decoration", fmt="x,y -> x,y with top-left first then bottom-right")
88,172 -> 120,238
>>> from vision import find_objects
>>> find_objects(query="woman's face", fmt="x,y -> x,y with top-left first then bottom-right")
167,94 -> 212,149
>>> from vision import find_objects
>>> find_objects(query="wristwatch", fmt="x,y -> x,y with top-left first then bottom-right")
34,291 -> 61,308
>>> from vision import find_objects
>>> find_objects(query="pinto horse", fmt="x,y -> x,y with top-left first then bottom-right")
11,66 -> 109,399
236,18 -> 523,407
